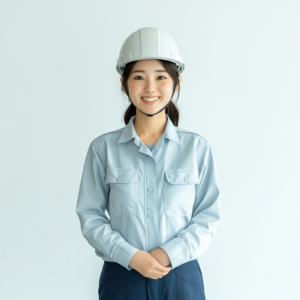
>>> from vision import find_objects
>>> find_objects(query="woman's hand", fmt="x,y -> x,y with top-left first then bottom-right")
129,250 -> 172,279
149,248 -> 172,267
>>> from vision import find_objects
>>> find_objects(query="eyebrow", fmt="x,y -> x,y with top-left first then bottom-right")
131,70 -> 167,73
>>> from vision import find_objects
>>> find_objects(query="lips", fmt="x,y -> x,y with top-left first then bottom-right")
141,96 -> 160,105
141,96 -> 160,101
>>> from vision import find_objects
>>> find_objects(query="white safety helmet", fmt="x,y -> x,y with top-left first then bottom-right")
116,27 -> 185,75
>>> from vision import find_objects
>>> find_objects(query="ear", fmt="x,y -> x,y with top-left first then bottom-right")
120,77 -> 126,94
175,77 -> 182,93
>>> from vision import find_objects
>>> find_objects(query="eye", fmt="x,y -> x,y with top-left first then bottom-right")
134,76 -> 144,80
157,76 -> 167,80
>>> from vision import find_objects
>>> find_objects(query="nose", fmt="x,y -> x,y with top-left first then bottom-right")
144,79 -> 156,93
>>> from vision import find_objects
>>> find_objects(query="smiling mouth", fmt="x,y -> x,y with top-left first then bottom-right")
141,96 -> 160,102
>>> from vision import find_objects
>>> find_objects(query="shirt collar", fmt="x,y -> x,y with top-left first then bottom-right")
117,114 -> 181,146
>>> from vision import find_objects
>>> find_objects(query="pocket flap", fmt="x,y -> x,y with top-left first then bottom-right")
164,168 -> 200,184
105,167 -> 138,184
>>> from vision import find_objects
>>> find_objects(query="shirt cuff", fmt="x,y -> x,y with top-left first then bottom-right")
111,240 -> 139,270
160,237 -> 191,269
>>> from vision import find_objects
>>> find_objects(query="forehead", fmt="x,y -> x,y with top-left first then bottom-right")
132,59 -> 165,71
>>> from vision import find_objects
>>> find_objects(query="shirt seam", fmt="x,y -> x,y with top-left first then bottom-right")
93,128 -> 124,141
92,140 -> 106,167
177,236 -> 192,260
144,154 -> 148,252
195,165 -> 206,191
195,140 -> 209,190
111,239 -> 123,258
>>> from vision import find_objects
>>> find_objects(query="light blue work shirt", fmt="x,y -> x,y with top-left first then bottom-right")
76,114 -> 221,271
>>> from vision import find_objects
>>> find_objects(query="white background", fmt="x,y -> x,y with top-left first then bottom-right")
1,1 -> 299,299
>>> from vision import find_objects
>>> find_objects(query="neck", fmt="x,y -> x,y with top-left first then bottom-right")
133,110 -> 167,140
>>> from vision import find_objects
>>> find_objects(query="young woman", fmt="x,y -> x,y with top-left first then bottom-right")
76,27 -> 221,300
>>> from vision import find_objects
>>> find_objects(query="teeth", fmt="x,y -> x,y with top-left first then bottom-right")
142,97 -> 160,102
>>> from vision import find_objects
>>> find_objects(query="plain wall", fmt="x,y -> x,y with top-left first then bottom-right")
1,1 -> 299,299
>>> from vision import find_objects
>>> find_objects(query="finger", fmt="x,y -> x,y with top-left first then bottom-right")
154,271 -> 166,278
160,267 -> 172,275
156,265 -> 170,272
155,268 -> 171,277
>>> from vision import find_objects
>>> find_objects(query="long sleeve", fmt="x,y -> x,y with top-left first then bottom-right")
75,140 -> 139,270
159,140 -> 221,269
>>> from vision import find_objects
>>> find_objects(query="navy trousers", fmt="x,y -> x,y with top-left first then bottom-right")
98,259 -> 206,300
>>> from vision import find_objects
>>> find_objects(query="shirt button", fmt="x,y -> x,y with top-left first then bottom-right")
149,187 -> 153,192
118,176 -> 122,181
166,210 -> 172,216
148,213 -> 153,218
184,177 -> 189,182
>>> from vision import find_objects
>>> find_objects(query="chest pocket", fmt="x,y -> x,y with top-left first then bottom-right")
164,168 -> 201,217
105,167 -> 138,217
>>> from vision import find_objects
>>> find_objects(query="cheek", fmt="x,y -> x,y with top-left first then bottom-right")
159,82 -> 173,95
128,82 -> 142,96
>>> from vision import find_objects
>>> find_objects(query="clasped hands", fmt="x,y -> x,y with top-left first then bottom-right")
149,247 -> 171,267
129,247 -> 172,279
